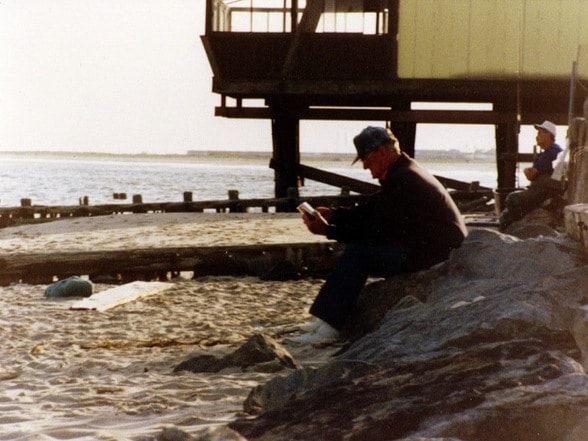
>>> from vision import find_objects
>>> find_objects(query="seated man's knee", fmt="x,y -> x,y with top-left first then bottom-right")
505,190 -> 523,206
504,192 -> 525,216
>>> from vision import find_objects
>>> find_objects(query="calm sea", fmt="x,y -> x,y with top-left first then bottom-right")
0,154 -> 502,207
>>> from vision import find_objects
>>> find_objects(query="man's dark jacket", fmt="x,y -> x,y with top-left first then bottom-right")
325,153 -> 468,270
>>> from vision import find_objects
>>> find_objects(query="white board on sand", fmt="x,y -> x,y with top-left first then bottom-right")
70,281 -> 172,312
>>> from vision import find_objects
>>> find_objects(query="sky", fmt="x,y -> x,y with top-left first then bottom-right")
0,1 -> 544,155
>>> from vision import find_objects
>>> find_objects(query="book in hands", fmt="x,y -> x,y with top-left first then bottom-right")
297,202 -> 327,224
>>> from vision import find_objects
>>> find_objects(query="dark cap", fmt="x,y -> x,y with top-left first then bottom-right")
352,126 -> 393,164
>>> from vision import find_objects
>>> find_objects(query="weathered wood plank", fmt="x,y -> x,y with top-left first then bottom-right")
0,242 -> 341,285
294,162 -> 380,195
293,161 -> 491,193
216,107 -> 517,124
71,281 -> 173,312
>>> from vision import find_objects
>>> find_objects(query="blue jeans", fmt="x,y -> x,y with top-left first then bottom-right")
309,243 -> 410,330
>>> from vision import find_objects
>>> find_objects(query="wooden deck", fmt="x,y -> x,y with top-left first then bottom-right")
0,242 -> 341,286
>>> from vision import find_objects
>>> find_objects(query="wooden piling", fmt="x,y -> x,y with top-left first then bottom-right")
271,104 -> 300,203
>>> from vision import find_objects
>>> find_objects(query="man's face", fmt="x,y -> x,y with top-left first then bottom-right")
535,129 -> 552,149
362,147 -> 387,180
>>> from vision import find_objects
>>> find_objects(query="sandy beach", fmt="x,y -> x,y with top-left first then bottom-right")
0,213 -> 338,440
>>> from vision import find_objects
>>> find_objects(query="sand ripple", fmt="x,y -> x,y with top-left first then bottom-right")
0,213 -> 327,253
0,213 -> 336,439
0,274 -> 327,439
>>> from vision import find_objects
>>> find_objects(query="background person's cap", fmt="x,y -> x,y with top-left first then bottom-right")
534,120 -> 557,138
352,126 -> 392,164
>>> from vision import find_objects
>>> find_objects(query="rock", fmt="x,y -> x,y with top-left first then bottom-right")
174,334 -> 298,373
243,359 -> 375,415
158,427 -> 195,441
195,426 -> 247,441
229,229 -> 588,441
173,354 -> 225,373
507,222 -> 560,239
502,206 -> 563,239
158,426 -> 247,441
227,333 -> 298,371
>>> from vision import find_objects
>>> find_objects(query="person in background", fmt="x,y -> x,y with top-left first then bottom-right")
499,120 -> 564,229
288,126 -> 468,344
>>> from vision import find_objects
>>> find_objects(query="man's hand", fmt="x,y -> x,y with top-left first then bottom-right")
302,206 -> 332,236
524,166 -> 539,181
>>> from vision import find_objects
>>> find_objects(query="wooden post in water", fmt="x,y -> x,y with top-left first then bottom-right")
228,189 -> 245,212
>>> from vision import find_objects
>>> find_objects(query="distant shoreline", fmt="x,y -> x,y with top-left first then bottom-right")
0,150 -> 495,165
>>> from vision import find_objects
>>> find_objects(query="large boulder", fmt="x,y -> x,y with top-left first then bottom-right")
230,229 -> 588,441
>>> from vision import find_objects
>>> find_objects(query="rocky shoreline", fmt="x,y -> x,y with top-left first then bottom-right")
179,225 -> 587,441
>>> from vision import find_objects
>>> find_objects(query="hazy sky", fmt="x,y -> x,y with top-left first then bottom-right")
1,1 -> 542,155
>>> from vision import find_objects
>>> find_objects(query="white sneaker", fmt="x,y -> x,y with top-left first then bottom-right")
286,322 -> 340,344
300,318 -> 322,333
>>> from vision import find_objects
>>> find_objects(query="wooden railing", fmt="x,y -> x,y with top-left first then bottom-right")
0,192 -> 370,228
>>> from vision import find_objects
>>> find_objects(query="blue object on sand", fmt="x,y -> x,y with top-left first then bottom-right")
44,276 -> 94,298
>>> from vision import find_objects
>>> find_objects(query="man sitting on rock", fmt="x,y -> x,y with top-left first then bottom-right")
288,126 -> 468,344
499,121 -> 564,230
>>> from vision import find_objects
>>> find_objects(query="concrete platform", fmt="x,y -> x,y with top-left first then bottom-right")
564,204 -> 588,250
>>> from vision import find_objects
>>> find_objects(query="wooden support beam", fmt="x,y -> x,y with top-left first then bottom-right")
211,78 -> 522,103
519,113 -> 569,125
0,242 -> 342,286
390,100 -> 416,158
271,107 -> 300,199
295,162 -> 380,194
271,160 -> 490,194
281,0 -> 323,78
434,176 -> 490,192
517,153 -> 535,163
494,100 -> 519,195
216,107 -> 515,124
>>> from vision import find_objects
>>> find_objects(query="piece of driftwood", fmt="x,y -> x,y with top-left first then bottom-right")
0,242 -> 341,285
70,281 -> 172,312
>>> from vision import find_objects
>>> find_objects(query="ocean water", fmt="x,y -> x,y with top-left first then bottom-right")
0,155 -> 502,208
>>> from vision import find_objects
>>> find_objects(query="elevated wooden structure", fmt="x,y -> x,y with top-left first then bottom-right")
201,0 -> 588,200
